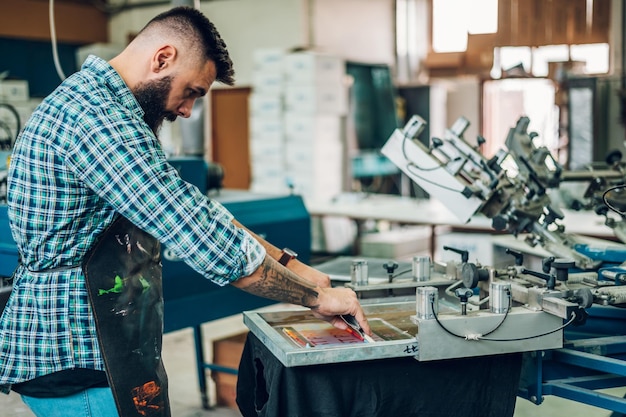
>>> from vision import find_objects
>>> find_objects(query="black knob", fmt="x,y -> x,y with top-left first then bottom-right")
542,256 -> 556,274
455,287 -> 474,302
606,149 -> 623,166
595,205 -> 609,216
505,248 -> 524,266
383,261 -> 399,274
522,267 -> 556,290
443,246 -> 469,263
570,200 -> 583,211
492,215 -> 508,231
552,258 -> 575,282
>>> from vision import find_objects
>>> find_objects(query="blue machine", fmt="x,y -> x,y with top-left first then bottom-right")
0,205 -> 17,277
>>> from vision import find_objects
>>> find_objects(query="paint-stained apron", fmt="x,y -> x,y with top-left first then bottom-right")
83,215 -> 171,417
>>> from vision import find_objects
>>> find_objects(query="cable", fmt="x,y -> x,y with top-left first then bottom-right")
0,103 -> 21,143
49,0 -> 67,82
481,312 -> 577,341
430,295 -> 510,340
603,184 -> 626,216
399,129 -> 470,195
428,294 -> 577,342
401,131 -> 441,172
391,268 -> 412,279
405,163 -> 471,194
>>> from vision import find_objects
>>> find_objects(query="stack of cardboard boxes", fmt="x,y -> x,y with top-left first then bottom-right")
248,49 -> 348,202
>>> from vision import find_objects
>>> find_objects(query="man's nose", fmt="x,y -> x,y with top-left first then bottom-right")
178,99 -> 196,118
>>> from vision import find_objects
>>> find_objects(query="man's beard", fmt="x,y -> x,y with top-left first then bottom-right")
133,76 -> 178,135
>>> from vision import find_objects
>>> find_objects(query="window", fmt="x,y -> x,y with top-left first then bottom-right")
493,43 -> 609,78
432,0 -> 498,53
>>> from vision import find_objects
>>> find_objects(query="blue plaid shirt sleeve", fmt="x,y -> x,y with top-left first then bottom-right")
62,107 -> 265,285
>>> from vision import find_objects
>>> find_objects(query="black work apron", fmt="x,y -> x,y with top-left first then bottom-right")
83,216 -> 170,417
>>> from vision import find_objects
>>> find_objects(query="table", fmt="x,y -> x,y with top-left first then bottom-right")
305,193 -> 618,258
306,193 -> 490,229
236,332 -> 522,417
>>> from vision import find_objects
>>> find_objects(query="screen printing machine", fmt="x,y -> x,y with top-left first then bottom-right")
235,115 -> 626,416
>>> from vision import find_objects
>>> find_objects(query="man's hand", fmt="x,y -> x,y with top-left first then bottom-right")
310,286 -> 371,336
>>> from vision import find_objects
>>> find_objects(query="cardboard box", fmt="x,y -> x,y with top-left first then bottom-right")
249,93 -> 283,117
283,113 -> 343,144
211,332 -> 248,409
249,115 -> 284,138
284,140 -> 342,173
252,70 -> 285,95
284,82 -> 348,115
253,48 -> 287,73
250,137 -> 284,160
284,52 -> 346,85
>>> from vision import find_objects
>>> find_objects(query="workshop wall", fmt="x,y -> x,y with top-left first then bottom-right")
0,0 -> 107,44
0,0 -> 108,98
0,38 -> 77,98
108,0 -> 395,88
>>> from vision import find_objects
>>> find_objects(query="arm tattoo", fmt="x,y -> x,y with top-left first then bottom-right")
241,257 -> 320,309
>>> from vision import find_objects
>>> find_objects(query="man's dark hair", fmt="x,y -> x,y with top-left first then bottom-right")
143,6 -> 235,85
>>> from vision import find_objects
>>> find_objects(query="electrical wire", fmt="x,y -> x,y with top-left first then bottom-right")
391,268 -> 412,279
399,130 -> 470,195
481,312 -> 577,342
405,163 -> 471,194
49,0 -> 67,82
603,184 -> 626,216
0,103 -> 21,143
429,295 -> 510,340
401,132 -> 441,172
428,293 -> 576,342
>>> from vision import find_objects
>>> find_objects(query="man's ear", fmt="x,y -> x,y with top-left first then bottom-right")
151,45 -> 176,73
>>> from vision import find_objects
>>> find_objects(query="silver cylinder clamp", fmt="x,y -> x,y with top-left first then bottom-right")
490,281 -> 511,314
350,259 -> 369,286
416,286 -> 438,320
412,255 -> 431,281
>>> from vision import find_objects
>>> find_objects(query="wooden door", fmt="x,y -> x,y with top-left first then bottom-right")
210,87 -> 251,189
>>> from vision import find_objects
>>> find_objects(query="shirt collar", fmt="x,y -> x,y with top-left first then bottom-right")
81,55 -> 145,119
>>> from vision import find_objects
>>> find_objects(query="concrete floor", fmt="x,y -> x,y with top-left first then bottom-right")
1,311 -> 624,417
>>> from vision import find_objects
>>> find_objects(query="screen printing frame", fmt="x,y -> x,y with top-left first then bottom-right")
243,299 -> 420,367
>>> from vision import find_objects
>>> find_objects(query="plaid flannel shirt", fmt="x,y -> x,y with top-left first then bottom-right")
0,55 -> 265,388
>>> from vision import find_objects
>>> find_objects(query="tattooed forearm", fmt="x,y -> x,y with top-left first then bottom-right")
237,257 -> 320,308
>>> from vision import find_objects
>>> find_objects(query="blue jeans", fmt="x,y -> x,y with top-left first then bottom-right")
21,387 -> 120,417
